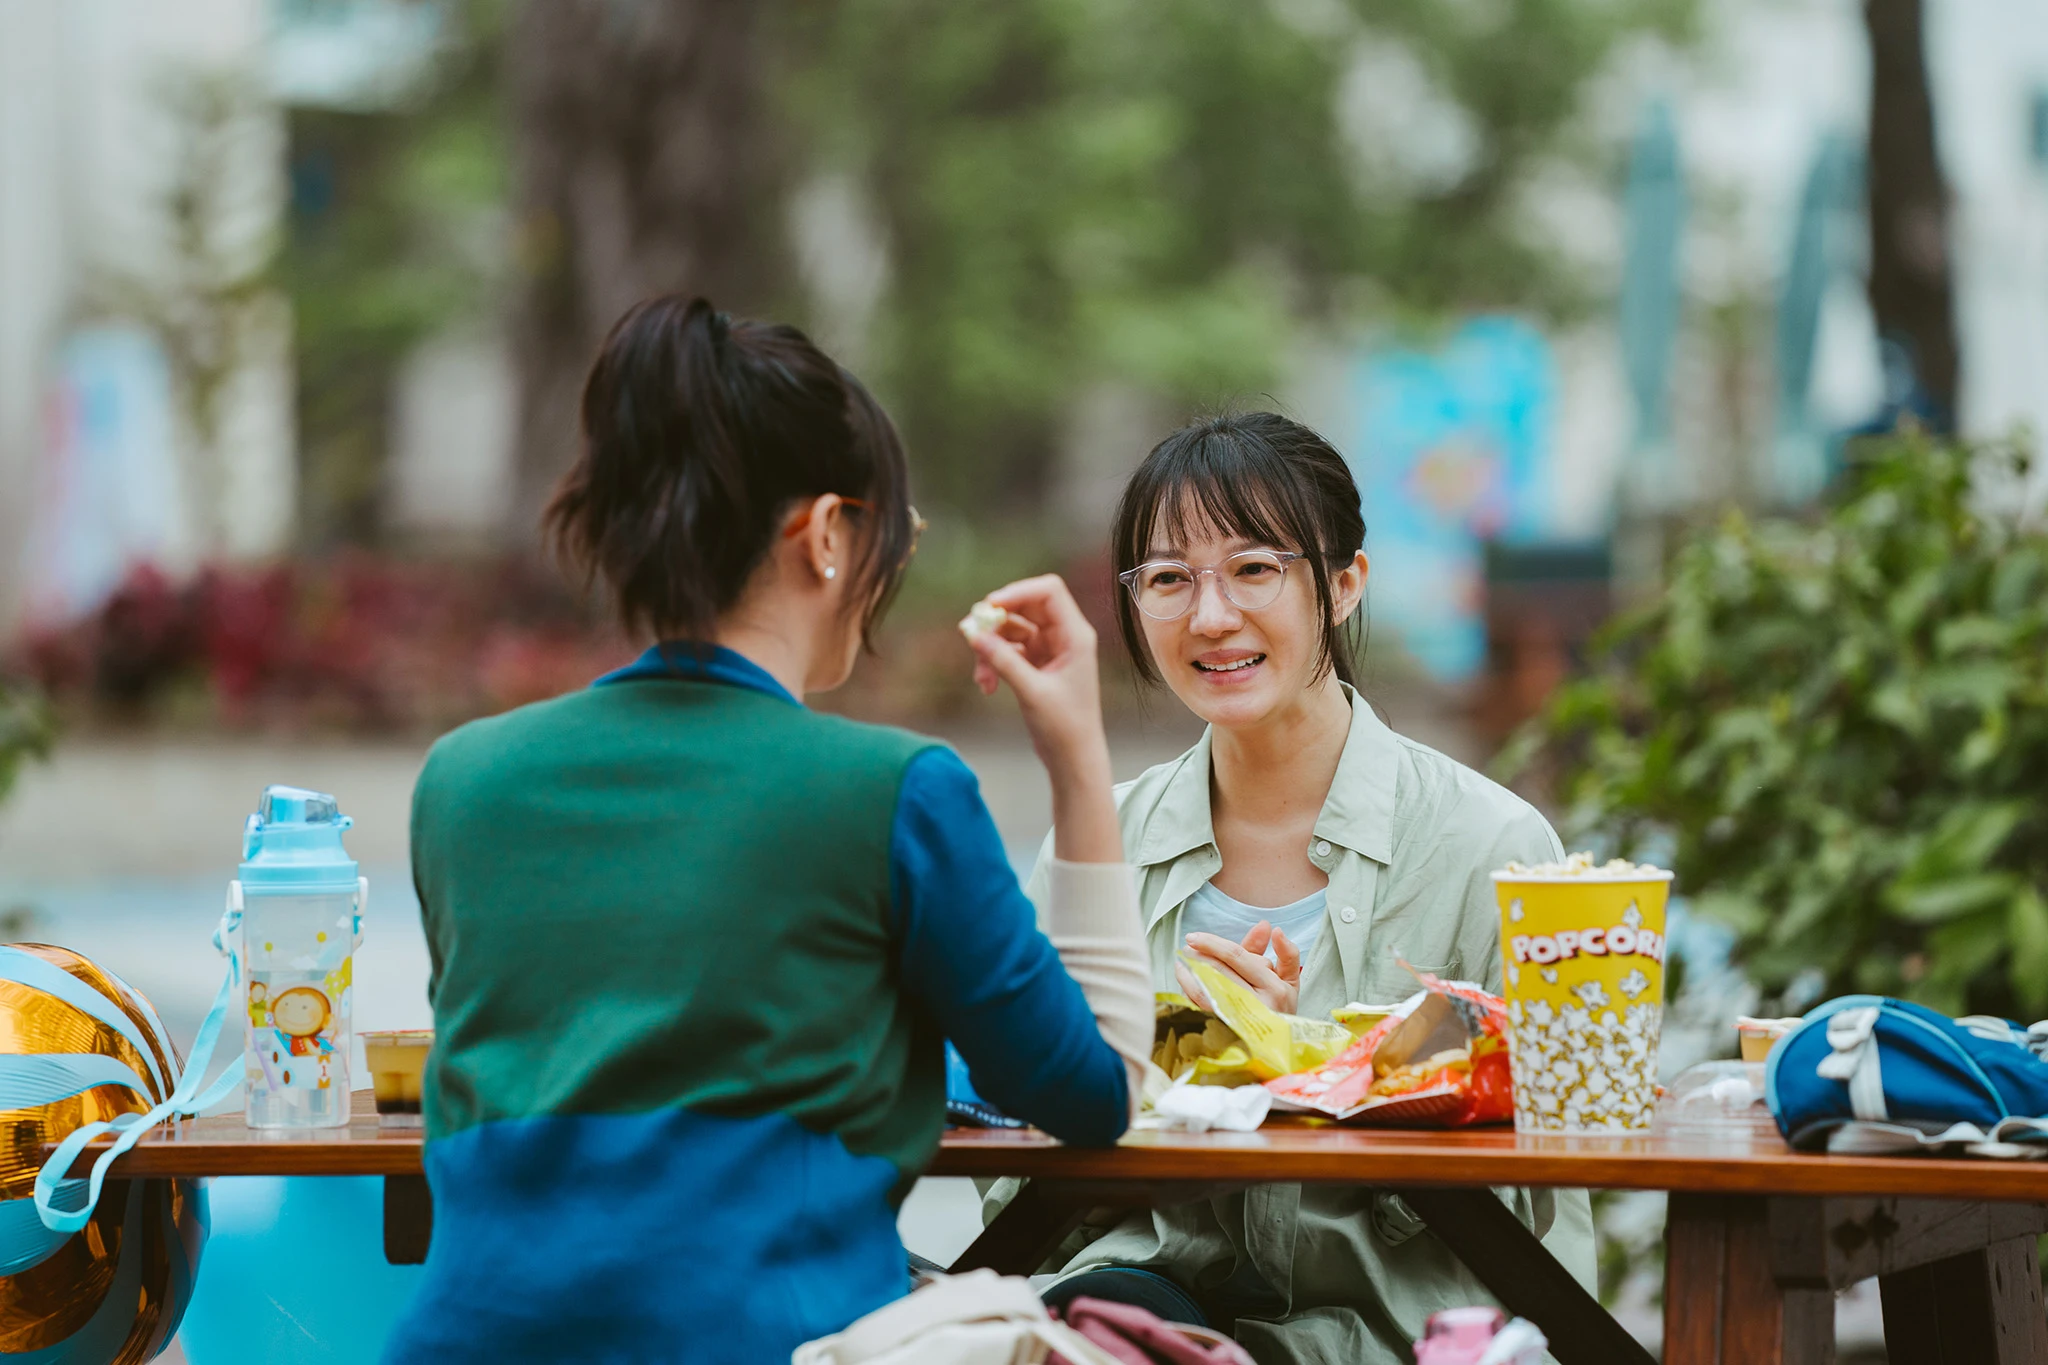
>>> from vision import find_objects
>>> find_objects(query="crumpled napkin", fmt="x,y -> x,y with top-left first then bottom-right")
1133,1080 -> 1271,1134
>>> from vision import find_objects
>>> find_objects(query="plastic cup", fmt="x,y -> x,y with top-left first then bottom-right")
1493,866 -> 1674,1133
1737,1016 -> 1800,1063
361,1029 -> 433,1127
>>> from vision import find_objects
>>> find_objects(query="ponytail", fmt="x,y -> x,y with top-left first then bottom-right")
545,295 -> 914,646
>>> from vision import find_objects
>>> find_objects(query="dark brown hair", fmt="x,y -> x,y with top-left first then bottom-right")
1110,412 -> 1367,688
545,295 -> 915,646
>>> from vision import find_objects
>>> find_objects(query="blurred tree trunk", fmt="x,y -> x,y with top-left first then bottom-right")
506,0 -> 785,545
1863,0 -> 1959,428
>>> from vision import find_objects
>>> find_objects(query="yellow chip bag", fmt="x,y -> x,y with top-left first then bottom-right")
1190,1045 -> 1262,1087
1332,1002 -> 1404,1038
1154,992 -> 1249,1083
1181,954 -> 1353,1078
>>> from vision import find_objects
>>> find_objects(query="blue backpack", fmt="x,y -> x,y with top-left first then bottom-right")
1766,995 -> 2048,1152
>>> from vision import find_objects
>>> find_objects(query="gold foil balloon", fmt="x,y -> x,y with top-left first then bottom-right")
0,945 -> 206,1363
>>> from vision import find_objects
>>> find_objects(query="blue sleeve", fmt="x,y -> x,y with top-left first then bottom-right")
889,747 -> 1130,1146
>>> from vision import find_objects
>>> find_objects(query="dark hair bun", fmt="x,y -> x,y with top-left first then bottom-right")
545,295 -> 913,644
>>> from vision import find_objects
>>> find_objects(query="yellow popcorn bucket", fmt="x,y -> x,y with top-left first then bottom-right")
1493,865 -> 1675,1133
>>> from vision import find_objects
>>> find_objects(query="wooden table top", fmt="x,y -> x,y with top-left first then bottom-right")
57,1095 -> 2048,1203
931,1121 -> 2048,1202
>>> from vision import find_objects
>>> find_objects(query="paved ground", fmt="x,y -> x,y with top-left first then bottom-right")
0,682 -> 1492,880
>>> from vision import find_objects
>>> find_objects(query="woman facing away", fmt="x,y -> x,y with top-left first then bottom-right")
380,296 -> 1152,1363
1004,413 -> 1596,1363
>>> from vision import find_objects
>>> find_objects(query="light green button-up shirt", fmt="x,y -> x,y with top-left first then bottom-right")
1012,686 -> 1597,1364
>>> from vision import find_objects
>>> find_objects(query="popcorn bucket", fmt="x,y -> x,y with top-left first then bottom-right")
1493,861 -> 1674,1133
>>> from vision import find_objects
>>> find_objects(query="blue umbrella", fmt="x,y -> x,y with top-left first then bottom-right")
1773,133 -> 1862,505
1618,99 -> 1686,511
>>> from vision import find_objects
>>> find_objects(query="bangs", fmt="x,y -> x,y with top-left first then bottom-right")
1120,427 -> 1331,571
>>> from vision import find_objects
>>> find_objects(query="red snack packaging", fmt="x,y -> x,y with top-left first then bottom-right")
1264,968 -> 1513,1127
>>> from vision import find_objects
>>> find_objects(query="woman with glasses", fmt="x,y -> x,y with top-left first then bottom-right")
382,296 -> 1151,1364
1004,412 -> 1595,1361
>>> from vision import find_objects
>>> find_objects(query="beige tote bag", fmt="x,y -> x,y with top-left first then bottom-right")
792,1269 -> 1124,1365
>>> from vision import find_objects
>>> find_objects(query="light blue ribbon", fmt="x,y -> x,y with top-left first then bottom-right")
103,961 -> 177,1066
0,1183 -> 85,1276
0,1054 -> 151,1112
0,947 -> 169,1099
31,900 -> 248,1234
7,1183 -> 150,1363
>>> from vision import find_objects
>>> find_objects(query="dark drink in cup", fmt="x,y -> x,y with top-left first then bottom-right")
362,1029 -> 432,1127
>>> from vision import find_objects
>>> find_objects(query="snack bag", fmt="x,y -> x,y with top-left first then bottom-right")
1152,993 -> 1265,1087
1332,1002 -> 1404,1038
1265,968 -> 1514,1127
1174,960 -> 1354,1081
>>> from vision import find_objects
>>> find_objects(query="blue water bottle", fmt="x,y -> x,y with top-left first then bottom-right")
232,785 -> 365,1129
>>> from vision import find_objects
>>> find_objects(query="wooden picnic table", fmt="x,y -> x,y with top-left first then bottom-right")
67,1094 -> 2048,1365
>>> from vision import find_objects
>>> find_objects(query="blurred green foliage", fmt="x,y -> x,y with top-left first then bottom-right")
279,0 -> 1694,535
285,0 -> 510,544
791,0 -> 1695,507
1502,435 -> 2048,1018
0,681 -> 54,810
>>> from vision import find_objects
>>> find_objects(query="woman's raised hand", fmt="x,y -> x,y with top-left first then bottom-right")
1175,921 -> 1302,1016
962,575 -> 1119,864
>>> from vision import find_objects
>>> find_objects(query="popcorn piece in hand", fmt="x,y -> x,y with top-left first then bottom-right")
957,598 -> 1010,641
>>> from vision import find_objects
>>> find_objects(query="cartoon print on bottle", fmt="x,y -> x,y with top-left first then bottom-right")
269,986 -> 337,1089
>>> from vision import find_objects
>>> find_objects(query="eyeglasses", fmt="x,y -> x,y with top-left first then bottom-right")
1118,550 -> 1304,621
782,498 -> 927,560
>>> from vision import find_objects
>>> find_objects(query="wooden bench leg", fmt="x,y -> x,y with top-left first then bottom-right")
948,1179 -> 1090,1275
945,1179 -> 1248,1278
1881,1236 -> 2048,1365
1402,1186 -> 1655,1365
1664,1193 -> 1834,1365
384,1174 -> 432,1265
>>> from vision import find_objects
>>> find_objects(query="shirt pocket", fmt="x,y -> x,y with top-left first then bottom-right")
1359,955 -> 1458,1003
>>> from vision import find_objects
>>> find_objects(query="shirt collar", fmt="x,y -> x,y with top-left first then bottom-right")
592,642 -> 801,706
1131,684 -> 1398,868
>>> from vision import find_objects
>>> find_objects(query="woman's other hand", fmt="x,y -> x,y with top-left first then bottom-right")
963,575 -> 1119,863
1175,920 -> 1302,1015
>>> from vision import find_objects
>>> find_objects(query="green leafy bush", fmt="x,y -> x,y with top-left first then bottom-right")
1502,435 -> 2048,1017
0,679 -> 53,810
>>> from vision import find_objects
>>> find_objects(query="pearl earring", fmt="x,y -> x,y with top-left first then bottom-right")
824,566 -> 837,580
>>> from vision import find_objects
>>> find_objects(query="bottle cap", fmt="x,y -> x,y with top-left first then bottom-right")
239,785 -> 359,896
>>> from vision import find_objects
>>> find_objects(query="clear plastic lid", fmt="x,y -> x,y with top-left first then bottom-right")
1658,1059 -> 1773,1137
259,786 -> 343,826
240,784 -> 359,894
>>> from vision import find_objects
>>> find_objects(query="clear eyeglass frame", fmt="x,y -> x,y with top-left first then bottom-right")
1118,550 -> 1305,621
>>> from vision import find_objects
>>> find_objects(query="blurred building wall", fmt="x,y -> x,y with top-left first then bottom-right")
384,331 -> 515,546
1536,0 -> 2048,528
1937,0 -> 2048,448
0,0 -> 294,634
1652,0 -> 2048,459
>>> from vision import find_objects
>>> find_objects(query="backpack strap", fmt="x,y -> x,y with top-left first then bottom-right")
1815,1005 -> 1888,1121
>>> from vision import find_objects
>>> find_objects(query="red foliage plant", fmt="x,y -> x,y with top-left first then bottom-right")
10,557 -> 633,733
